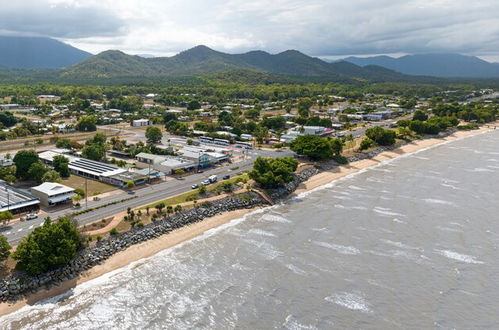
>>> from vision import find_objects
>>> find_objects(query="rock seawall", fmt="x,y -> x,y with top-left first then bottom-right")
0,192 -> 267,302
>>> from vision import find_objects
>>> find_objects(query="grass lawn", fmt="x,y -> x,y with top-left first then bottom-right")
62,175 -> 117,196
141,173 -> 249,209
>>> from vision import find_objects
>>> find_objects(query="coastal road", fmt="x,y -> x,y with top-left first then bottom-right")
2,147 -> 293,244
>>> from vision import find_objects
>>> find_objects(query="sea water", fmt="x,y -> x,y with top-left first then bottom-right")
2,130 -> 499,329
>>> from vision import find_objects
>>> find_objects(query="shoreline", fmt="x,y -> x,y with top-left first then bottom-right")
0,125 -> 494,317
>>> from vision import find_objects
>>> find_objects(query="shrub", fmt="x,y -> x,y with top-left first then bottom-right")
110,228 -> 118,235
359,137 -> 375,151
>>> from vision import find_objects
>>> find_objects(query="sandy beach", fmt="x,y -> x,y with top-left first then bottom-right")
0,125 -> 494,317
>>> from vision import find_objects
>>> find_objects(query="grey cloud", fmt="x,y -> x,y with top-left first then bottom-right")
0,1 -> 126,39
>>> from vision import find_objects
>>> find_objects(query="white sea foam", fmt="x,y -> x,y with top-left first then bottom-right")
325,292 -> 372,313
437,226 -> 463,233
373,207 -> 406,217
392,218 -> 407,224
285,263 -> 308,276
435,249 -> 484,264
312,241 -> 360,255
348,185 -> 366,191
261,214 -> 292,224
380,239 -> 421,251
248,229 -> 276,237
423,198 -> 456,206
282,314 -> 318,330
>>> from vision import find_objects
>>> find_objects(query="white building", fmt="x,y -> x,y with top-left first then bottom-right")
131,119 -> 152,127
30,182 -> 75,207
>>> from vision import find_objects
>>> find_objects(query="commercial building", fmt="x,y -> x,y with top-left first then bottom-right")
178,146 -> 229,168
0,181 -> 39,214
38,150 -> 148,188
30,182 -> 75,207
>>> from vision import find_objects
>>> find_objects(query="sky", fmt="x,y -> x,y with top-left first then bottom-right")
1,0 -> 499,60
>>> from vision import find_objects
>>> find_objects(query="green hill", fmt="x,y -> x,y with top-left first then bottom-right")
59,45 -> 411,82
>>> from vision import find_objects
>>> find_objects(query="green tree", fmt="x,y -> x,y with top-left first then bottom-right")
91,133 -> 107,145
0,234 -> 11,263
365,126 -> 396,146
290,135 -> 343,160
297,98 -> 313,118
412,110 -> 428,121
82,144 -> 106,161
359,137 -> 375,151
249,157 -> 298,188
0,211 -> 13,226
126,181 -> 136,189
55,138 -> 72,149
13,149 -> 40,180
145,126 -> 163,144
28,162 -> 49,184
198,184 -> 207,195
187,100 -> 201,110
76,115 -> 98,132
12,217 -> 81,275
53,155 -> 71,178
42,170 -> 62,183
174,205 -> 182,213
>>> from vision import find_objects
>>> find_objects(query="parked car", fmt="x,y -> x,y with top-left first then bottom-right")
191,184 -> 199,189
201,180 -> 210,185
223,175 -> 230,180
26,213 -> 38,220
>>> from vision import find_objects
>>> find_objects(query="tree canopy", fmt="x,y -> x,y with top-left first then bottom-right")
13,149 -> 40,180
145,126 -> 163,144
249,157 -> 298,188
12,217 -> 82,275
290,135 -> 343,160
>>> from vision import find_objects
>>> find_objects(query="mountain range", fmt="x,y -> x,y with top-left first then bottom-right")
0,36 -> 92,69
59,45 -> 409,83
343,53 -> 499,78
0,36 -> 499,84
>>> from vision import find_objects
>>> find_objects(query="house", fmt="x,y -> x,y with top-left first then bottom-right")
30,182 -> 75,207
131,119 -> 152,127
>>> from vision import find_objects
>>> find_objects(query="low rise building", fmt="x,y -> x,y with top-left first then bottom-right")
131,119 -> 152,127
0,181 -> 39,214
30,182 -> 75,207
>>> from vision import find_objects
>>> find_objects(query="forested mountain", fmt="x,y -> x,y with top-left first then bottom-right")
0,36 -> 92,69
60,45 -> 410,82
344,53 -> 499,78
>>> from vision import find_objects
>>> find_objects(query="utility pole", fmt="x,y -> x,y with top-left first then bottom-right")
85,177 -> 88,209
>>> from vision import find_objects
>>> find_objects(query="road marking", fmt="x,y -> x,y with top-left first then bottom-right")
17,228 -> 23,232
5,231 -> 10,235
29,225 -> 34,229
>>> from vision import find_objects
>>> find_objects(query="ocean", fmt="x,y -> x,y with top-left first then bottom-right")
2,130 -> 499,329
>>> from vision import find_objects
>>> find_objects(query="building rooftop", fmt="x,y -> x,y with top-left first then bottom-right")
31,182 -> 75,196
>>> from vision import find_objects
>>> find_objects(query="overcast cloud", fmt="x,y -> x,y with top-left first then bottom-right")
1,0 -> 499,59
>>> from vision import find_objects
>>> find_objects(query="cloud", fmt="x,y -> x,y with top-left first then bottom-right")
0,0 -> 126,39
2,0 -> 499,58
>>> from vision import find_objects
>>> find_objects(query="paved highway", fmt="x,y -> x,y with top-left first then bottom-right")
1,147 -> 292,244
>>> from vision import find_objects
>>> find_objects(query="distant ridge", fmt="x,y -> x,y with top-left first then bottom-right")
343,53 -> 499,78
0,36 -> 92,69
60,45 -> 410,82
